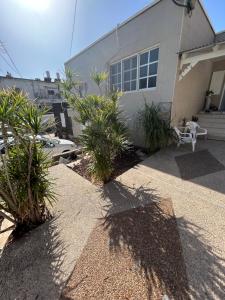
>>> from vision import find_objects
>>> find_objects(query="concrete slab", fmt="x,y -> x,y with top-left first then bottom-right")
119,140 -> 225,300
0,165 -> 103,300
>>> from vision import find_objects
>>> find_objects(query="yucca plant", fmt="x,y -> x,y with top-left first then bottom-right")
139,102 -> 172,153
0,89 -> 55,232
62,69 -> 129,183
79,95 -> 128,182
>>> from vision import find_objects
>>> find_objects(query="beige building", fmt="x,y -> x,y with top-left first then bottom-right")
0,72 -> 62,107
65,0 -> 225,143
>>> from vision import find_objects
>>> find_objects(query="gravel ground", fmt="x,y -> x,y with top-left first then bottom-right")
61,199 -> 189,300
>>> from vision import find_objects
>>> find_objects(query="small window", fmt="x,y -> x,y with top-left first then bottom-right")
139,47 -> 159,89
122,55 -> 137,92
48,89 -> 55,95
110,62 -> 121,91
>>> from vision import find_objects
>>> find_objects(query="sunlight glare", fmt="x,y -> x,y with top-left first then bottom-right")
18,0 -> 50,12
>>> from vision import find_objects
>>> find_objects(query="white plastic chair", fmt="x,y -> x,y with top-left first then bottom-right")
186,121 -> 207,140
174,127 -> 196,152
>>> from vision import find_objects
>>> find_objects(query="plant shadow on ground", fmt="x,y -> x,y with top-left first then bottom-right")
100,180 -> 225,299
0,216 -> 67,300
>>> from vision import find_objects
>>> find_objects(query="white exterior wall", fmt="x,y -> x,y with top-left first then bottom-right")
180,1 -> 214,52
65,0 -> 184,144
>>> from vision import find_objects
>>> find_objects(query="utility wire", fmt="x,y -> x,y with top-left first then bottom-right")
0,40 -> 22,78
70,0 -> 78,57
0,52 -> 18,74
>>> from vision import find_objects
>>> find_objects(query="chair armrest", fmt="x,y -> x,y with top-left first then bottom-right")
197,128 -> 207,135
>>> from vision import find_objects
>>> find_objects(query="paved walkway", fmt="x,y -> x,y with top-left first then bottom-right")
0,140 -> 225,299
0,165 -> 103,299
128,140 -> 225,299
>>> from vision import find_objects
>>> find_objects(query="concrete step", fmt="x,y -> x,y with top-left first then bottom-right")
197,113 -> 225,140
198,112 -> 225,119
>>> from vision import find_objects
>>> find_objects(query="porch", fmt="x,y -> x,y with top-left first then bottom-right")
175,35 -> 225,140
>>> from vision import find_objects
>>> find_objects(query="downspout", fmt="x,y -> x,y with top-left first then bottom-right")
105,24 -> 121,92
170,6 -> 185,125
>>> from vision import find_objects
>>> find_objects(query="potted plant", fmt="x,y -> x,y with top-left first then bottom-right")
204,90 -> 214,112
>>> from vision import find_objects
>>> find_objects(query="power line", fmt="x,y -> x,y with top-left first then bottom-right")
0,52 -> 18,74
70,0 -> 78,57
0,40 -> 22,78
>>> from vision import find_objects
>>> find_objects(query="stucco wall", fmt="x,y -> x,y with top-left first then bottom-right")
180,0 -> 214,52
65,0 -> 183,144
0,77 -> 61,104
171,60 -> 212,125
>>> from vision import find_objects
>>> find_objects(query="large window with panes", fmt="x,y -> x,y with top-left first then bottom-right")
110,47 -> 159,92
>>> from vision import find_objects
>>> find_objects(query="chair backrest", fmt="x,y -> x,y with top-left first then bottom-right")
186,121 -> 199,132
174,127 -> 181,139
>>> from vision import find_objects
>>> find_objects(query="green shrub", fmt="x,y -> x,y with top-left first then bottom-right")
0,89 -> 55,230
139,102 -> 172,153
62,70 -> 129,183
78,95 -> 128,182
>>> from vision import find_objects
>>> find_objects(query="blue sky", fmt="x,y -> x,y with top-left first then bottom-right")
0,0 -> 225,79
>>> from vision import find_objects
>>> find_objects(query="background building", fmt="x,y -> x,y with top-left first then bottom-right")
0,71 -> 62,108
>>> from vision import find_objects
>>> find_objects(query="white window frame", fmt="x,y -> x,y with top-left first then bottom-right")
138,47 -> 159,91
109,44 -> 160,94
110,61 -> 122,91
122,55 -> 138,92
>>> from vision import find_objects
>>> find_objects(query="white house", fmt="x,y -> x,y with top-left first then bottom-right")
65,0 -> 225,143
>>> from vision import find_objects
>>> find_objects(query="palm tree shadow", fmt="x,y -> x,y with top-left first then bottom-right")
101,180 -> 225,299
0,216 -> 67,300
177,218 -> 225,299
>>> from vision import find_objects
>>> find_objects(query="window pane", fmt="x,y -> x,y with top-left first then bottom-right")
140,66 -> 148,78
150,48 -> 159,62
140,52 -> 149,65
124,71 -> 130,81
139,78 -> 147,89
131,56 -> 137,68
111,75 -> 116,84
149,62 -> 158,76
123,59 -> 130,70
111,64 -> 117,75
118,73 -> 121,82
131,69 -> 137,80
131,80 -> 136,91
148,76 -> 157,88
117,62 -> 121,73
124,81 -> 130,91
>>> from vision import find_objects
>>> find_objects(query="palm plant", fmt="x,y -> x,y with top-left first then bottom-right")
0,89 -> 55,231
79,95 -> 128,182
62,69 -> 129,183
139,102 -> 172,153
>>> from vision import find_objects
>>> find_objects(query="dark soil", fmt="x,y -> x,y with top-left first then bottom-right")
61,198 -> 189,300
7,209 -> 52,243
72,147 -> 143,184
